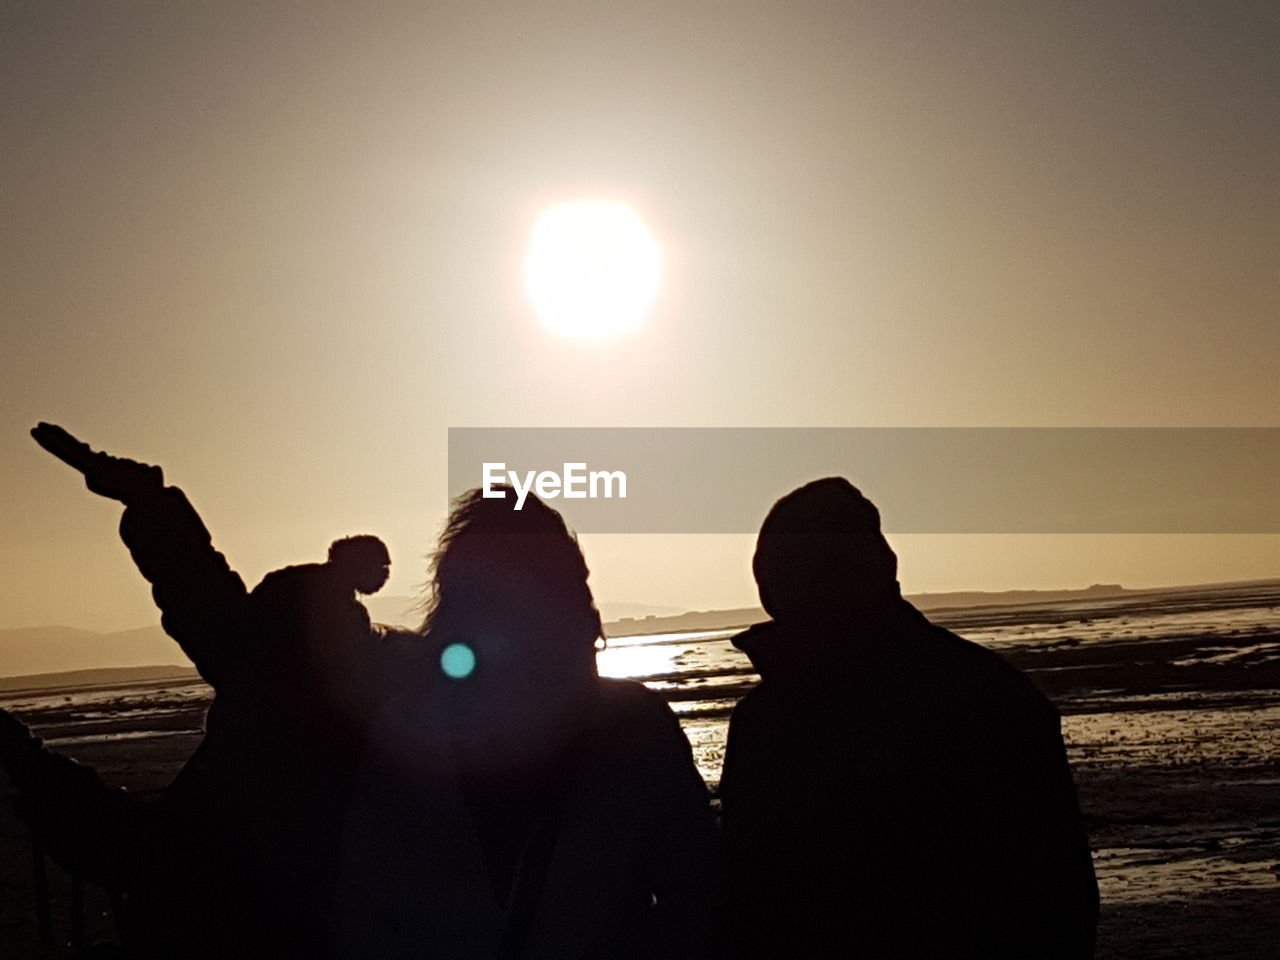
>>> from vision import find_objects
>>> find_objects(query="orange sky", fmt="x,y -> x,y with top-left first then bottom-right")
2,2 -> 1277,634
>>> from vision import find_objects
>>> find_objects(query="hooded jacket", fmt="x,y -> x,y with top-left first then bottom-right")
720,599 -> 1098,960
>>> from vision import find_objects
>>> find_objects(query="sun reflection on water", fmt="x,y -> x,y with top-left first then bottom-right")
596,642 -> 681,679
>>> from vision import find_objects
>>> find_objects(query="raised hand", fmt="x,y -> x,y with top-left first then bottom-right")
31,422 -> 164,502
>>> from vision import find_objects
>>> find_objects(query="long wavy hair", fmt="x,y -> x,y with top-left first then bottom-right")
421,486 -> 603,665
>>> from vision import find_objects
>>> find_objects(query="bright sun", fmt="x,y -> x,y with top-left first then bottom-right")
524,199 -> 661,339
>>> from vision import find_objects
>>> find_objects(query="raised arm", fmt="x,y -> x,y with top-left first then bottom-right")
31,424 -> 249,686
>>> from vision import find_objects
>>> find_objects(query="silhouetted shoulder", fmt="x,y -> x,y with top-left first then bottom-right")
724,682 -> 768,731
595,677 -> 689,738
913,619 -> 1058,723
587,678 -> 709,801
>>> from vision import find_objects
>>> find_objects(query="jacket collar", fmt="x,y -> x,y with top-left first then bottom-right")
731,597 -> 925,678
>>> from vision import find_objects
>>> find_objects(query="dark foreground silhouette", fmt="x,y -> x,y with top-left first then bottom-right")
331,487 -> 722,959
2,425 -> 407,957
720,478 -> 1100,959
0,425 -> 720,958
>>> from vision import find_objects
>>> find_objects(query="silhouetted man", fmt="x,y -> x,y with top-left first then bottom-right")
720,478 -> 1098,959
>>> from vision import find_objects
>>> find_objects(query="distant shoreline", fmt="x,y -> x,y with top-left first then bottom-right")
2,576 -> 1276,685
0,664 -> 199,696
603,576 -> 1280,637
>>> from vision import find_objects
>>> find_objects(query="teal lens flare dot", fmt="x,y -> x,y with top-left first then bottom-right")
440,642 -> 477,680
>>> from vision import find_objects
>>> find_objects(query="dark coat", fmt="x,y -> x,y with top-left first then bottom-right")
720,600 -> 1099,960
334,678 -> 722,960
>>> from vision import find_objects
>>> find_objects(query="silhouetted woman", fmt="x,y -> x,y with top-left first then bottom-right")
333,487 -> 722,959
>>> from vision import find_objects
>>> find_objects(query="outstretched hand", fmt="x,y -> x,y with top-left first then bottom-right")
31,422 -> 164,502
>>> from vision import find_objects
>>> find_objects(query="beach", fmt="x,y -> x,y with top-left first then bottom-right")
2,581 -> 1277,958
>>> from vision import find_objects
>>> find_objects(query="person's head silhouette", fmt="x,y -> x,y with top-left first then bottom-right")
423,485 -> 603,776
753,477 -> 899,624
328,535 -> 391,595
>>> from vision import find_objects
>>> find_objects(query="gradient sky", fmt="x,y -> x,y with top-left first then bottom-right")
2,1 -> 1277,633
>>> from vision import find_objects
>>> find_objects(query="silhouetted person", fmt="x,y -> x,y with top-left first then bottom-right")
8,426 -> 719,958
3,424 -> 409,957
719,478 -> 1099,959
244,533 -> 392,712
334,487 -> 722,959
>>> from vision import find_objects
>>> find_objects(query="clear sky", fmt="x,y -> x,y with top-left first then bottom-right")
2,1 -> 1277,633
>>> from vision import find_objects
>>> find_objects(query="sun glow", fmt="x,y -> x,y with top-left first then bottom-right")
524,199 -> 661,339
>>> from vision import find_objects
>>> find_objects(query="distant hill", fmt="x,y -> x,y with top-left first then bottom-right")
0,664 -> 198,695
602,587 -> 1133,638
0,625 -> 185,679
364,596 -> 685,626
606,607 -> 765,638
4,577 -> 1275,676
910,583 -> 1129,611
603,579 -> 1280,637
597,601 -> 685,622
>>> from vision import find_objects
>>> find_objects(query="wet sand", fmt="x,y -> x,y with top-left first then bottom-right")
2,582 -> 1278,957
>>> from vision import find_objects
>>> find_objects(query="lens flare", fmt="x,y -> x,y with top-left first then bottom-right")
440,642 -> 477,680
